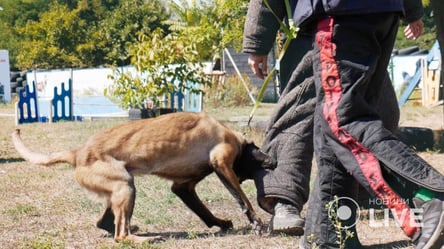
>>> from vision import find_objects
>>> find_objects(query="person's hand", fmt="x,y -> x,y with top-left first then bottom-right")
404,19 -> 423,40
248,54 -> 268,79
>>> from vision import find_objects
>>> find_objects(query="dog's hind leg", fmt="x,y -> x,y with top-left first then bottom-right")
75,159 -> 160,243
110,178 -> 137,242
110,178 -> 162,243
97,207 -> 115,234
171,181 -> 233,230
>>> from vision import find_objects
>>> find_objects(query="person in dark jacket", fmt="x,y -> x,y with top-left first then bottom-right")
298,1 -> 444,248
243,0 -> 411,234
244,1 -> 444,248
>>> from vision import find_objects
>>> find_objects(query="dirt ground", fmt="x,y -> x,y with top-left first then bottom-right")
0,103 -> 443,249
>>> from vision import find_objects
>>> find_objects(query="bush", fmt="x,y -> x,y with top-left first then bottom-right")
204,74 -> 257,108
106,29 -> 211,109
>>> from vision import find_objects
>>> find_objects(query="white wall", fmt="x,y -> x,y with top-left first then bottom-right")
389,55 -> 427,97
26,67 -> 119,98
0,50 -> 11,103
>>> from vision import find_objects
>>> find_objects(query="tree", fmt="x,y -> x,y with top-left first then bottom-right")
167,0 -> 249,61
0,0 -> 53,70
0,21 -> 19,69
215,0 -> 250,51
16,2 -> 88,69
8,0 -> 169,70
106,29 -> 211,109
96,0 -> 170,66
0,0 -> 52,27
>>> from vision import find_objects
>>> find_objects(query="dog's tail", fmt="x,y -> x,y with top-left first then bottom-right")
11,129 -> 76,166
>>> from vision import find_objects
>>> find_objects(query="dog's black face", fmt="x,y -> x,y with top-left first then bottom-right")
233,142 -> 277,183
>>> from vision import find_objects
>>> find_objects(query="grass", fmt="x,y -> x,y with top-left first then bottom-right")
18,236 -> 66,249
0,101 -> 443,248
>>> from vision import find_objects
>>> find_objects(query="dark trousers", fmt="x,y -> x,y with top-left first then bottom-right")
305,13 -> 430,248
255,24 -> 402,214
254,32 -> 315,213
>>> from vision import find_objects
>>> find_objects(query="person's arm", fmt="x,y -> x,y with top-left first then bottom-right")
403,0 -> 424,23
404,19 -> 423,40
403,0 -> 424,40
247,54 -> 269,79
243,0 -> 286,79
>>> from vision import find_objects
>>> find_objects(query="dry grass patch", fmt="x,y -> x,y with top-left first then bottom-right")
0,103 -> 443,248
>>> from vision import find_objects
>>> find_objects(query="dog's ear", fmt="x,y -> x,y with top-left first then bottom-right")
247,144 -> 277,169
233,142 -> 276,183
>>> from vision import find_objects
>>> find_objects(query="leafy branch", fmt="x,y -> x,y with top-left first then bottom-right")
106,28 -> 211,109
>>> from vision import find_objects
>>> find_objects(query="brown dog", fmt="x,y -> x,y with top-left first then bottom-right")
12,112 -> 275,243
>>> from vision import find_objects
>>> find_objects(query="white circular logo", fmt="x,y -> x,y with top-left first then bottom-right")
327,196 -> 361,229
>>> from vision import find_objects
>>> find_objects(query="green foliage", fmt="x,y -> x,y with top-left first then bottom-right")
4,204 -> 38,220
16,2 -> 87,69
0,0 -> 53,69
0,20 -> 19,68
218,0 -> 249,51
325,196 -> 355,249
166,0 -> 249,60
0,0 -> 169,70
19,236 -> 65,249
106,29 -> 211,109
0,0 -> 52,27
96,0 -> 170,66
306,234 -> 320,249
3,0 -> 438,71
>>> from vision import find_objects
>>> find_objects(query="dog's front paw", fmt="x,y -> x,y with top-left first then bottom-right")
218,219 -> 233,230
252,219 -> 263,235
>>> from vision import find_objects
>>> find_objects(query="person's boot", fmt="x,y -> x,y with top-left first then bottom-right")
412,198 -> 444,249
270,200 -> 305,235
252,170 -> 305,235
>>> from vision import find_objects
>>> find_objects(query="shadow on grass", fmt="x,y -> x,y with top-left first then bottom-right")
397,127 -> 444,152
0,157 -> 25,164
364,239 -> 411,248
132,225 -> 257,240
